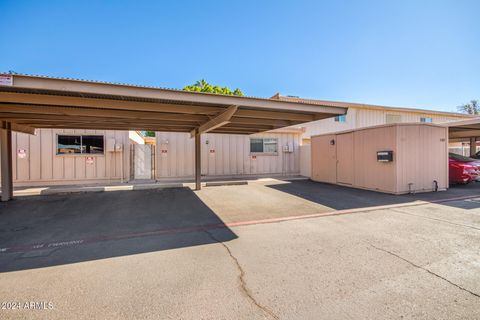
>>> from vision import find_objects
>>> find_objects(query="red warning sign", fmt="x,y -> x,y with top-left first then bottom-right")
17,149 -> 27,159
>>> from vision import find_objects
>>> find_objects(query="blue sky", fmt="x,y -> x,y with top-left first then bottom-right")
0,0 -> 478,112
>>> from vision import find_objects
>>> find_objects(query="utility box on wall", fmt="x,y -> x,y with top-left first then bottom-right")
377,151 -> 393,162
311,123 -> 448,194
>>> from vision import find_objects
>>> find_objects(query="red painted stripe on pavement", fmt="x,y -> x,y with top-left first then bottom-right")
1,193 -> 479,254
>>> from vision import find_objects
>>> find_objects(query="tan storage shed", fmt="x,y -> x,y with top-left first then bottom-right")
311,123 -> 448,194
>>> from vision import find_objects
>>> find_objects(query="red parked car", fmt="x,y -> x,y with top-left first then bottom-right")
449,153 -> 480,184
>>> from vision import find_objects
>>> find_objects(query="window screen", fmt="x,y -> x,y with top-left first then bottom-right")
420,117 -> 432,123
250,138 -> 278,154
263,139 -> 278,153
57,135 -> 104,155
334,115 -> 346,122
57,135 -> 81,154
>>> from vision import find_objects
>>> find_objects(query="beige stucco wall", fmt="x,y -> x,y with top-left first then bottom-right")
155,131 -> 301,179
0,129 -> 130,186
311,124 -> 448,194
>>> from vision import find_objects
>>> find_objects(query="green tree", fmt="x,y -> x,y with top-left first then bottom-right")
457,100 -> 480,115
141,131 -> 155,137
183,79 -> 244,96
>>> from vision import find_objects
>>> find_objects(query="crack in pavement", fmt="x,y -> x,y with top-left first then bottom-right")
204,230 -> 279,320
369,244 -> 480,298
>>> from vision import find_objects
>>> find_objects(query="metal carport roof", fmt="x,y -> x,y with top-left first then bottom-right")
444,118 -> 480,140
0,73 -> 347,200
443,118 -> 480,156
0,74 -> 346,135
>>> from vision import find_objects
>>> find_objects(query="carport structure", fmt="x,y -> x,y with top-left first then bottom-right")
446,118 -> 480,156
0,73 -> 347,201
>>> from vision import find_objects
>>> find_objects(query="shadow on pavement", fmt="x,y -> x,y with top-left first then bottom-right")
267,180 -> 480,210
0,187 -> 236,273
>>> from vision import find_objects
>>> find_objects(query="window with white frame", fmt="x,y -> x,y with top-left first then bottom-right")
420,117 -> 432,123
334,115 -> 346,122
57,135 -> 105,155
250,138 -> 278,154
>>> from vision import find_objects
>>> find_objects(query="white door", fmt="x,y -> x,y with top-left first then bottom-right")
133,145 -> 153,180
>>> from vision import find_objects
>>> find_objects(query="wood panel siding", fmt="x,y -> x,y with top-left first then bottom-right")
155,132 -> 301,179
0,129 -> 130,186
299,107 -> 466,138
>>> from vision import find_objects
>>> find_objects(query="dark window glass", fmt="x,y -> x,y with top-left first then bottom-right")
57,135 -> 81,154
82,135 -> 104,154
250,139 -> 264,153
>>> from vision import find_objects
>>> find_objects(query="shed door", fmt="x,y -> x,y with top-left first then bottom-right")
311,135 -> 337,183
336,133 -> 354,185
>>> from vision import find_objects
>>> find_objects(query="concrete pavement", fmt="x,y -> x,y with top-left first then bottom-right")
1,195 -> 480,319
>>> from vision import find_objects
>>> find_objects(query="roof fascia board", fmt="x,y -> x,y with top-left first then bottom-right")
1,121 -> 36,135
276,95 -> 472,118
7,75 -> 346,115
442,117 -> 480,127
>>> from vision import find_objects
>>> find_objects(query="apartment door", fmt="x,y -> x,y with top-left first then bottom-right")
131,144 -> 155,180
336,133 -> 354,185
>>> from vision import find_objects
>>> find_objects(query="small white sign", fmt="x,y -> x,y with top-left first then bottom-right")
86,156 -> 94,165
0,75 -> 13,86
17,149 -> 27,159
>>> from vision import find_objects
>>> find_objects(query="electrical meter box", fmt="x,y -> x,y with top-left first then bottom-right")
283,144 -> 294,153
